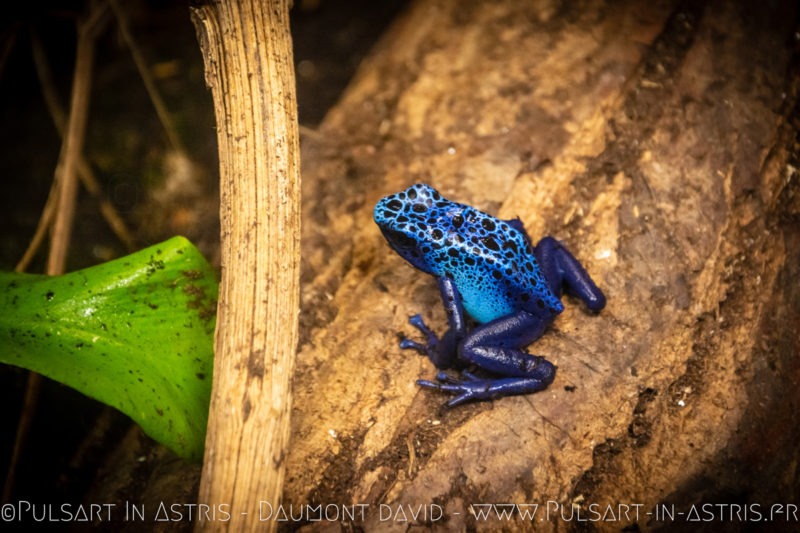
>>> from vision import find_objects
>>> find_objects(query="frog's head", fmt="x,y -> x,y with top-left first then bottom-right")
374,183 -> 442,275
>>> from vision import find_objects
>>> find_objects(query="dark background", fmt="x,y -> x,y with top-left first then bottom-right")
0,0 -> 406,512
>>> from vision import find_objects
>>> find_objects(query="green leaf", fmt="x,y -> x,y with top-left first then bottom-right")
0,237 -> 216,462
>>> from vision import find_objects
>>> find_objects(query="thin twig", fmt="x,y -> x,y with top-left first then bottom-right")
14,179 -> 59,273
47,18 -> 96,274
30,28 -> 136,251
0,22 -> 19,80
1,374 -> 43,504
3,10 -> 100,504
108,0 -> 186,155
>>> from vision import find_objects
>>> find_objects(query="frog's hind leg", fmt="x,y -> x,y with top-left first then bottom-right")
534,236 -> 606,312
417,310 -> 556,406
418,373 -> 555,408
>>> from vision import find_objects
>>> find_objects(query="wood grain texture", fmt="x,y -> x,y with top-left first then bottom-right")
190,0 -> 301,530
287,0 -> 799,530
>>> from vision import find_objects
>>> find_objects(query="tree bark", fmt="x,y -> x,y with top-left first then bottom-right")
190,1 -> 301,531
286,0 -> 799,530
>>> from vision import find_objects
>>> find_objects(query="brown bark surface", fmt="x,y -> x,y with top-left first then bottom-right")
284,0 -> 799,531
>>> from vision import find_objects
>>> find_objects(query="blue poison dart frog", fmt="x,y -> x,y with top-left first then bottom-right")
374,183 -> 606,407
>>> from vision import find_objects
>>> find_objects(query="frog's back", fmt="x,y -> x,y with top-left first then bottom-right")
435,202 -> 562,323
374,184 -> 563,324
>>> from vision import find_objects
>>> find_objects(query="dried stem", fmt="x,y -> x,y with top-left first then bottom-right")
191,0 -> 301,530
0,22 -> 19,79
29,28 -> 136,253
3,8 -> 101,503
109,0 -> 186,155
47,18 -> 96,274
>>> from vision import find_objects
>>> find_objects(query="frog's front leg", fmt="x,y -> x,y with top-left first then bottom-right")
400,276 -> 466,369
418,310 -> 556,407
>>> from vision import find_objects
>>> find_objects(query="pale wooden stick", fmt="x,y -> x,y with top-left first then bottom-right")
191,0 -> 301,530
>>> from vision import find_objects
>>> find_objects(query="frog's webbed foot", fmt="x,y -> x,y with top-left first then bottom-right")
399,313 -> 459,369
418,363 -> 555,408
399,314 -> 438,352
399,277 -> 466,369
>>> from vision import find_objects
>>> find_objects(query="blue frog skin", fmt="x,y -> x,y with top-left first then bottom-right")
374,183 -> 606,407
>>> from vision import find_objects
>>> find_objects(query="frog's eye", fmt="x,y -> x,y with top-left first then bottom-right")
382,228 -> 416,249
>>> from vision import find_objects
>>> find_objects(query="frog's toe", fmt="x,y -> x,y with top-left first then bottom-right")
399,337 -> 426,352
417,377 -> 489,407
417,374 -> 554,407
408,314 -> 437,339
399,313 -> 442,356
416,378 -> 439,389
